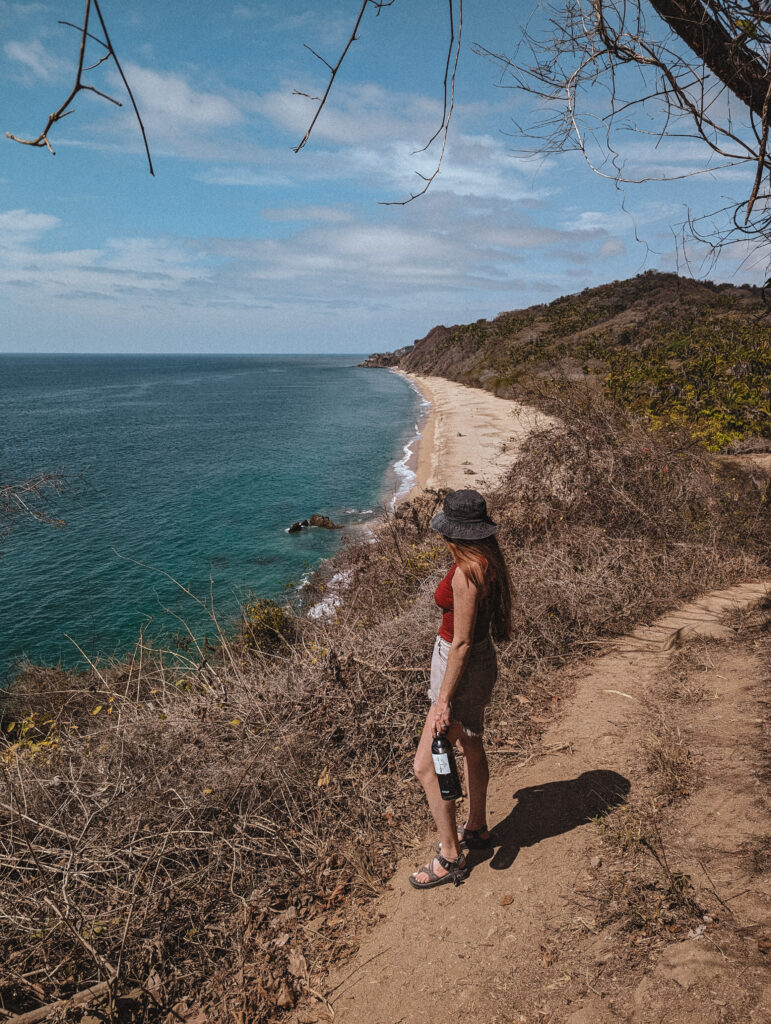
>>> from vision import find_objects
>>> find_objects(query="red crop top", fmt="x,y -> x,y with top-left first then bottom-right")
434,564 -> 491,643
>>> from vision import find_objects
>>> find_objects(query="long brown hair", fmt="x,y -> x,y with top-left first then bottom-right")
445,535 -> 512,642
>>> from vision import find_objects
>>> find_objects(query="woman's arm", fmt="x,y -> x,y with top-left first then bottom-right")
432,566 -> 479,736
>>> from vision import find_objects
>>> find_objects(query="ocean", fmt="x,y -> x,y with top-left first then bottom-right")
0,354 -> 422,681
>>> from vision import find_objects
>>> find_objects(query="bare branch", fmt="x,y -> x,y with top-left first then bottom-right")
294,0 -> 377,153
294,0 -> 463,206
87,0 -> 154,175
745,75 -> 771,221
0,473 -> 72,537
303,43 -> 334,73
6,0 -> 153,175
474,0 -> 771,258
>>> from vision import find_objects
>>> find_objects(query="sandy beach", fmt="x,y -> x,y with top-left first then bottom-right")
398,371 -> 554,499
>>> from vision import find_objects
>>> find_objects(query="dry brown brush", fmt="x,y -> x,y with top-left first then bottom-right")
1,388 -> 768,1021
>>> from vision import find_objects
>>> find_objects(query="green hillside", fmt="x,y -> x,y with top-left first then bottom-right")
394,272 -> 771,450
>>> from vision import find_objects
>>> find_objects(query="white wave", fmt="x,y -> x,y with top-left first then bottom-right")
389,435 -> 419,510
307,570 -> 353,620
385,369 -> 431,509
399,373 -> 431,409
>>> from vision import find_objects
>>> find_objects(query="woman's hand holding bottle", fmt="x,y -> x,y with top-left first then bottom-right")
432,698 -> 452,737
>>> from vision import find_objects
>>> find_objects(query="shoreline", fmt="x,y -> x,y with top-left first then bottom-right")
386,373 -> 432,508
391,370 -> 554,503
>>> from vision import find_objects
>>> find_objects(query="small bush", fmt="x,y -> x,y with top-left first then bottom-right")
241,598 -> 295,651
594,801 -> 703,934
643,723 -> 694,802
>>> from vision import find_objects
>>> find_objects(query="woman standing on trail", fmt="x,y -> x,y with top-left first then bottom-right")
410,489 -> 512,889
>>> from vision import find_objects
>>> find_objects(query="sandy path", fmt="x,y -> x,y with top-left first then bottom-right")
310,581 -> 769,1024
397,373 -> 554,497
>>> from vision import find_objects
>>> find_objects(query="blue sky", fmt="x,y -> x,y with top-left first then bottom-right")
1,0 -> 765,353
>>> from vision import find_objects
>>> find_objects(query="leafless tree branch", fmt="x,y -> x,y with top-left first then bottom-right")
381,0 -> 463,206
0,473 -> 72,537
473,0 -> 771,257
293,1 -> 396,153
5,0 -> 153,175
293,0 -> 463,205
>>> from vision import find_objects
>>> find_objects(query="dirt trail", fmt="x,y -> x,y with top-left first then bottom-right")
300,583 -> 770,1024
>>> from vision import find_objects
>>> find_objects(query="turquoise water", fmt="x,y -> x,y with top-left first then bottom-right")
0,355 -> 420,681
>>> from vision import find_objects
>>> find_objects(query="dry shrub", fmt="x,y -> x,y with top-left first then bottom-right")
592,801 -> 704,935
1,386 -> 768,1021
482,387 -> 768,738
642,723 -> 694,802
0,625 -> 427,1021
659,642 -> 721,704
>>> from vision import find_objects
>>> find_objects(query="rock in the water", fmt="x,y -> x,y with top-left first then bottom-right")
309,514 -> 342,530
287,521 -> 304,533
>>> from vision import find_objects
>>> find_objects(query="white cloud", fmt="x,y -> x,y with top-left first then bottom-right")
118,64 -> 244,129
4,38 -> 69,81
0,208 -> 60,243
567,210 -> 620,233
64,67 -> 543,205
255,82 -> 445,148
358,131 -> 550,202
0,216 -> 209,299
0,189 -> 674,325
601,238 -> 625,258
0,3 -> 49,13
200,166 -> 294,187
261,205 -> 354,223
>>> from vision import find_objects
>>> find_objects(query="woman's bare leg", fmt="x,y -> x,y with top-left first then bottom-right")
412,710 -> 463,881
457,733 -> 489,832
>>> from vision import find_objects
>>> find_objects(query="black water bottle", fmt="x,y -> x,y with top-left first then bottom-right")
432,731 -> 462,801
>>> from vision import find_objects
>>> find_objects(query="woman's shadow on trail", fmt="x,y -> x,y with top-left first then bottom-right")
474,769 -> 631,871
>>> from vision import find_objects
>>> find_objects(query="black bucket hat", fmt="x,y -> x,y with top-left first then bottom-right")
429,489 -> 498,541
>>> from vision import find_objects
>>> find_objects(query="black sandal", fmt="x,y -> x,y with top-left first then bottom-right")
436,824 -> 492,856
460,824 -> 492,849
409,852 -> 469,889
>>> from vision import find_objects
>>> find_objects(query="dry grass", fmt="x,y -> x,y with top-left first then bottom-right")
1,387 -> 768,1021
642,723 -> 695,803
592,800 -> 704,934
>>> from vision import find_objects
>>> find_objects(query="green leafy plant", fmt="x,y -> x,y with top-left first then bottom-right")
241,598 -> 295,652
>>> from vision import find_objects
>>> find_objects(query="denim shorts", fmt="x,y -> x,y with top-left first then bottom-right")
428,634 -> 498,736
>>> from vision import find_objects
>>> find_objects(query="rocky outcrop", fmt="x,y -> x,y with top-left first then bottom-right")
287,516 -> 342,533
309,514 -> 342,530
358,345 -> 412,368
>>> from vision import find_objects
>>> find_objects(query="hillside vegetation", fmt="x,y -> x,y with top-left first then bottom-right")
2,272 -> 770,1021
2,383 -> 769,1022
391,272 -> 771,451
